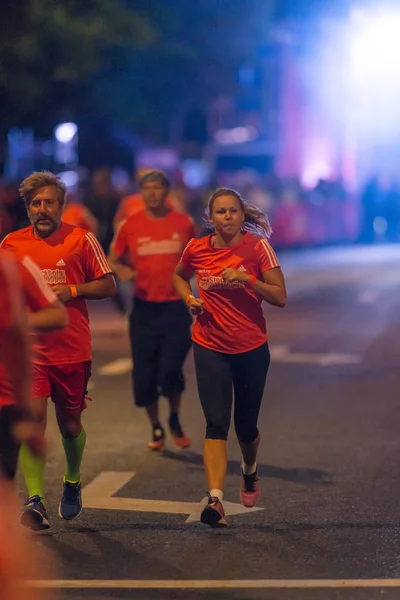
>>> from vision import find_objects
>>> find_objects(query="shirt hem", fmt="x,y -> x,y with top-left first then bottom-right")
33,358 -> 91,366
192,336 -> 268,355
0,398 -> 15,407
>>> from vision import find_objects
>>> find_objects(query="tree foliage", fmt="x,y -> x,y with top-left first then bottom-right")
0,0 -> 276,142
0,0 -> 155,131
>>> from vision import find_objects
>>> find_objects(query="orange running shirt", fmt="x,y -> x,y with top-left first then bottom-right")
1,223 -> 112,365
180,232 -> 280,354
62,204 -> 94,232
112,210 -> 195,302
114,194 -> 145,225
0,251 -> 57,406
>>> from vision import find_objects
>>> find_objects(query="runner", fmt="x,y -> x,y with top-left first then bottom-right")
113,168 -> 187,229
0,249 -> 68,482
1,170 -> 116,530
109,170 -> 195,450
173,187 -> 287,528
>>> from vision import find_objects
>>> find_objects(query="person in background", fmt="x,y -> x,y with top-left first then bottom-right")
109,170 -> 195,451
62,192 -> 99,236
113,168 -> 188,230
173,188 -> 287,528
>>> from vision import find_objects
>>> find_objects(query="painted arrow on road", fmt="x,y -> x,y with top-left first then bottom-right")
83,472 -> 263,524
97,347 -> 361,376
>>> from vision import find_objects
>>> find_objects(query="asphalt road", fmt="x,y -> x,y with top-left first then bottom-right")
19,245 -> 400,600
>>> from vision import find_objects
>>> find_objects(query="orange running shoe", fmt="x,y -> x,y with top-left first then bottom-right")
168,415 -> 191,449
148,426 -> 165,451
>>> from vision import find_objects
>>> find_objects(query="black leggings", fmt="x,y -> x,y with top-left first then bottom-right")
193,342 -> 270,444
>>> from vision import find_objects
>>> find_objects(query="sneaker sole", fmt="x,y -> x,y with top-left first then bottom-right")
172,437 -> 191,449
200,506 -> 228,529
21,509 -> 50,531
148,441 -> 165,451
58,503 -> 82,521
239,489 -> 261,508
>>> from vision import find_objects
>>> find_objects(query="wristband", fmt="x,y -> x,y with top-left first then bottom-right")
247,275 -> 257,287
70,285 -> 78,299
185,294 -> 195,305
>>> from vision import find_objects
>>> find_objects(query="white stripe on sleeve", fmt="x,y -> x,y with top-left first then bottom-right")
85,232 -> 112,274
260,239 -> 279,269
180,238 -> 196,262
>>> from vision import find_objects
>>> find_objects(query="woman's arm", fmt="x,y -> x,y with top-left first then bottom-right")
173,263 -> 204,314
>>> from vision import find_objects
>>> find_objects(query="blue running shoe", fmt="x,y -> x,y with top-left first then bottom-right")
21,495 -> 50,531
59,481 -> 82,521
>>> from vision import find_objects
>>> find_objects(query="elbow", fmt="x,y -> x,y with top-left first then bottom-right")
108,277 -> 117,298
276,292 -> 287,308
58,308 -> 69,329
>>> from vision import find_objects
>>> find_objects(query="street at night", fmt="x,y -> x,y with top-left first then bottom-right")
19,246 -> 400,600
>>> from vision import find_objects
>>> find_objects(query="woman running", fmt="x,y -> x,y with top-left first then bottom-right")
173,187 -> 287,528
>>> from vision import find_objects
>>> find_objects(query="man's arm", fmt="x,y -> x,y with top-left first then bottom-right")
21,256 -> 69,332
53,231 -> 117,302
108,248 -> 136,283
26,301 -> 69,332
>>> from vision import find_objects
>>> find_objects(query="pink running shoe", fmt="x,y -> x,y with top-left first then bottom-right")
240,469 -> 261,507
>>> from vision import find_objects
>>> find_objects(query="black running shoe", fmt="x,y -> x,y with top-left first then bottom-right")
59,481 -> 82,520
200,493 -> 227,528
21,495 -> 50,531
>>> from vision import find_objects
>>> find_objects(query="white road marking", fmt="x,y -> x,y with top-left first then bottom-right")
24,579 -> 400,589
97,346 -> 361,377
270,349 -> 361,366
82,472 -> 262,523
97,358 -> 133,375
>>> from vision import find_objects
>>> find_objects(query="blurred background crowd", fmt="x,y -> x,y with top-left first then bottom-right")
2,0 -> 400,250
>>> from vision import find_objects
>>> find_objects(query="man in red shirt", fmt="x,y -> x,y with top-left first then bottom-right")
109,170 -> 195,451
113,168 -> 188,229
0,250 -> 68,483
1,171 -> 116,530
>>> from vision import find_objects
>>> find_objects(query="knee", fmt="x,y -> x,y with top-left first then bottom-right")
236,426 -> 259,445
159,369 -> 184,398
205,422 -> 229,441
58,416 -> 82,439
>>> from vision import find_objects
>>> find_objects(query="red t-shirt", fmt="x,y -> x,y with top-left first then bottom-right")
0,251 -> 57,406
114,194 -> 145,225
180,232 -> 280,353
112,210 -> 195,302
1,223 -> 112,365
62,204 -> 94,233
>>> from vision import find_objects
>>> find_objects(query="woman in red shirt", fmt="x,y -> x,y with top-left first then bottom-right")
173,188 -> 287,528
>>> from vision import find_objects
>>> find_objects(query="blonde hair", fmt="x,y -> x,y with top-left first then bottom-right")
206,187 -> 272,238
19,171 -> 67,207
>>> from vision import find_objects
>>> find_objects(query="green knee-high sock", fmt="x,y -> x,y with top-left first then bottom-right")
62,428 -> 86,483
19,443 -> 46,500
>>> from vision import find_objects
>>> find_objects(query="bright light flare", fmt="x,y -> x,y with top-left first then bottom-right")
54,122 -> 78,144
347,9 -> 400,137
